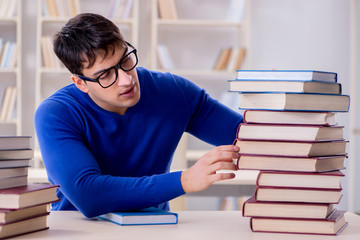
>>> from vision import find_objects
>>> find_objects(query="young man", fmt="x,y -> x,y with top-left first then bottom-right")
35,13 -> 243,218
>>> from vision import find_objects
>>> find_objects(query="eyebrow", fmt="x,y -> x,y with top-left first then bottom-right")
91,46 -> 129,77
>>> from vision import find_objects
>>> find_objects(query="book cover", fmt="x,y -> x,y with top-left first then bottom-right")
98,207 -> 178,225
250,210 -> 348,235
238,92 -> 350,112
242,110 -> 337,126
0,203 -> 50,224
236,70 -> 337,82
242,196 -> 335,219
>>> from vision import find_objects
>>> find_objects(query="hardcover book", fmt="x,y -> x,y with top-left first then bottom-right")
237,124 -> 343,142
0,159 -> 31,168
98,207 -> 178,226
250,210 -> 347,235
0,136 -> 31,150
242,196 -> 335,219
238,92 -> 350,112
236,70 -> 337,82
228,79 -> 341,94
242,110 -> 336,126
0,203 -> 49,224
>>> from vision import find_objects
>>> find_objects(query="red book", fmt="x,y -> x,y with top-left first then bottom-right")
250,210 -> 348,235
0,184 -> 59,209
256,170 -> 344,189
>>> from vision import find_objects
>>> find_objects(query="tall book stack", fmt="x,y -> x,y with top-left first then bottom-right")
228,70 -> 350,235
0,136 -> 59,239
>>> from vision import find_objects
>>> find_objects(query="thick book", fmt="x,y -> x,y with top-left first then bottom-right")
0,184 -> 59,209
228,80 -> 341,94
98,207 -> 178,225
0,159 -> 31,168
250,210 -> 348,235
254,186 -> 343,204
0,136 -> 31,150
256,170 -> 344,189
242,196 -> 335,219
0,213 -> 49,239
236,70 -> 337,82
236,154 -> 345,172
0,176 -> 28,190
0,149 -> 33,160
0,203 -> 49,224
237,124 -> 344,142
243,110 -> 337,126
234,139 -> 347,157
238,93 -> 350,112
0,167 -> 28,178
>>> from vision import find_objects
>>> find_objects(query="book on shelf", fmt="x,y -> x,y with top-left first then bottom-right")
98,207 -> 178,226
0,203 -> 50,225
0,176 -> 28,190
228,80 -> 341,94
0,159 -> 31,168
256,170 -> 344,189
106,0 -> 134,19
236,154 -> 346,172
242,196 -> 335,219
236,70 -> 337,82
0,167 -> 28,179
237,124 -> 344,142
41,36 -> 63,69
234,140 -> 347,157
238,93 -> 350,112
43,0 -> 80,17
214,48 -> 232,71
0,184 -> 59,209
0,213 -> 49,239
226,48 -> 246,71
157,0 -> 177,19
0,136 -> 31,150
250,210 -> 347,235
226,0 -> 246,22
254,186 -> 342,204
0,0 -> 17,18
157,44 -> 174,70
242,110 -> 337,126
0,149 -> 33,160
0,86 -> 16,121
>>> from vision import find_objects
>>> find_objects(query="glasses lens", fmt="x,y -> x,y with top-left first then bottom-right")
120,51 -> 138,71
98,68 -> 117,88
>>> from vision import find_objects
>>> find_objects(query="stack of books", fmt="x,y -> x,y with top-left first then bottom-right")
0,136 -> 59,239
228,70 -> 350,235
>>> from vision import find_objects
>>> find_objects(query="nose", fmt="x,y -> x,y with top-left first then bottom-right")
116,69 -> 133,86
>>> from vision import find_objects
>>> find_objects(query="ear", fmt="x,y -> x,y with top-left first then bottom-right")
72,75 -> 89,93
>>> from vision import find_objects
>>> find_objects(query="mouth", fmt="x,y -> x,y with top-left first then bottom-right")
119,85 -> 135,96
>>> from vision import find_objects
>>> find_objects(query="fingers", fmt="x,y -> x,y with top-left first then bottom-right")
208,161 -> 237,174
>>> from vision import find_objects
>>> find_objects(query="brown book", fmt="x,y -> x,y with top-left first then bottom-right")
250,210 -> 348,235
0,214 -> 49,239
243,196 -> 335,219
237,124 -> 344,142
0,184 -> 59,209
256,170 -> 344,189
157,0 -> 177,19
234,139 -> 347,157
0,203 -> 50,224
242,110 -> 337,126
237,154 -> 345,172
254,186 -> 342,204
239,92 -> 350,112
214,48 -> 232,71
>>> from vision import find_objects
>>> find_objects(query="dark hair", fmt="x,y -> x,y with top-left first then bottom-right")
53,13 -> 126,74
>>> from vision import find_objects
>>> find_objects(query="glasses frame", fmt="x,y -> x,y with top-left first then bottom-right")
75,41 -> 138,89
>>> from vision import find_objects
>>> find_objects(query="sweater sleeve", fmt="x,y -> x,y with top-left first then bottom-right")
35,100 -> 185,218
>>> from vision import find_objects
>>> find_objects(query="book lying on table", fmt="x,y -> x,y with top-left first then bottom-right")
236,70 -> 337,82
0,159 -> 31,168
0,149 -> 33,160
0,136 -> 32,150
238,93 -> 350,112
228,80 -> 341,94
256,170 -> 344,189
0,203 -> 50,224
0,175 -> 28,190
242,196 -> 335,219
0,213 -> 49,239
254,186 -> 342,204
250,210 -> 347,235
234,140 -> 347,157
0,184 -> 59,209
98,207 -> 178,226
236,155 -> 345,172
242,110 -> 336,126
237,124 -> 344,142
0,167 -> 28,178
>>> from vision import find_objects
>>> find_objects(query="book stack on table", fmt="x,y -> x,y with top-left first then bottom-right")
0,136 -> 59,239
229,70 -> 350,235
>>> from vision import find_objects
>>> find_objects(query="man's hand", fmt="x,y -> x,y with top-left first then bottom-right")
180,145 -> 239,193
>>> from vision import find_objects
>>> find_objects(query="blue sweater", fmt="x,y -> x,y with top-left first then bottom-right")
35,67 -> 242,218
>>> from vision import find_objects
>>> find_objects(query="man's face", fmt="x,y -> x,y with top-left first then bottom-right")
74,45 -> 140,115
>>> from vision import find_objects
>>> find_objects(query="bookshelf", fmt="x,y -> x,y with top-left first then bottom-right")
0,0 -> 22,136
150,0 -> 251,165
33,0 -> 139,167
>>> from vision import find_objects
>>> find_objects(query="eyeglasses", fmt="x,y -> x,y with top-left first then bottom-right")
75,42 -> 138,88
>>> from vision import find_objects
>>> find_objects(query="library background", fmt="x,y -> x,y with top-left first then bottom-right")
0,0 -> 359,213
